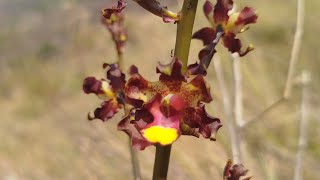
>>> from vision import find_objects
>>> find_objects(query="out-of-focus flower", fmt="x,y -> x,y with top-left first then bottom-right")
101,11 -> 127,56
83,58 -> 222,150
223,160 -> 251,180
83,63 -> 126,121
102,0 -> 127,19
103,0 -> 179,23
193,0 -> 258,57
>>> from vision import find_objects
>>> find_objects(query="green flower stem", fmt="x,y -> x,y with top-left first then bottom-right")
153,1 -> 199,180
174,0 -> 199,74
117,53 -> 125,70
152,145 -> 172,180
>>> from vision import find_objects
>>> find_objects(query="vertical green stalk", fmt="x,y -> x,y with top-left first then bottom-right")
152,145 -> 172,180
174,0 -> 199,73
117,53 -> 125,70
152,1 -> 198,180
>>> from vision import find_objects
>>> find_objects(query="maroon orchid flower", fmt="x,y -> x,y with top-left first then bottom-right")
223,160 -> 252,180
101,11 -> 127,56
194,0 -> 257,56
101,0 -> 127,19
83,58 -> 222,150
83,63 -> 126,121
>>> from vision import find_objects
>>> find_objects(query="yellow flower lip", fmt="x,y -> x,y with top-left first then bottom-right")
142,126 -> 178,145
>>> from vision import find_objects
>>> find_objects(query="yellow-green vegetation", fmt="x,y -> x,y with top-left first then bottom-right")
0,0 -> 319,179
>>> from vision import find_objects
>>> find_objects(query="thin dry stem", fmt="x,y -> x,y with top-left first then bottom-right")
240,0 -> 305,128
117,54 -> 142,180
213,55 -> 241,164
294,71 -> 310,180
232,54 -> 244,127
284,0 -> 305,98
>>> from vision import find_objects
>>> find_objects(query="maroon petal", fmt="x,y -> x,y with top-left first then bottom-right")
222,33 -> 253,56
83,77 -> 103,94
88,100 -> 120,121
125,71 -> 150,107
103,63 -> 126,91
156,58 -> 186,82
129,65 -> 139,75
203,0 -> 214,22
214,0 -> 234,24
192,27 -> 216,46
223,160 -> 251,180
235,7 -> 258,26
118,115 -> 152,150
102,0 -> 127,19
182,104 -> 222,140
187,44 -> 216,76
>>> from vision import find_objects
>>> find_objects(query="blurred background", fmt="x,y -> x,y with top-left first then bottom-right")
0,0 -> 319,179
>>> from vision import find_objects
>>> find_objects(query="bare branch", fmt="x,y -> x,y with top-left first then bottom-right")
294,71 -> 310,180
213,55 -> 241,164
240,98 -> 286,129
232,53 -> 244,127
284,0 -> 305,98
241,0 -> 305,128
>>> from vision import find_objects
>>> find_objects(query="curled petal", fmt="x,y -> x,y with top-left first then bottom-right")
129,65 -> 139,75
182,104 -> 221,140
88,100 -> 120,121
222,33 -> 254,56
235,7 -> 258,27
102,0 -> 127,19
118,115 -> 152,150
223,160 -> 251,180
83,77 -> 103,94
227,7 -> 258,34
157,58 -> 186,82
214,0 -> 234,24
125,71 -> 150,107
103,63 -> 126,91
187,45 -> 216,76
83,77 -> 115,100
192,27 -> 216,46
203,0 -> 215,26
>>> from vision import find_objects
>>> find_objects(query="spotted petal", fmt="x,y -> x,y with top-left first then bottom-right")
182,104 -> 221,140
